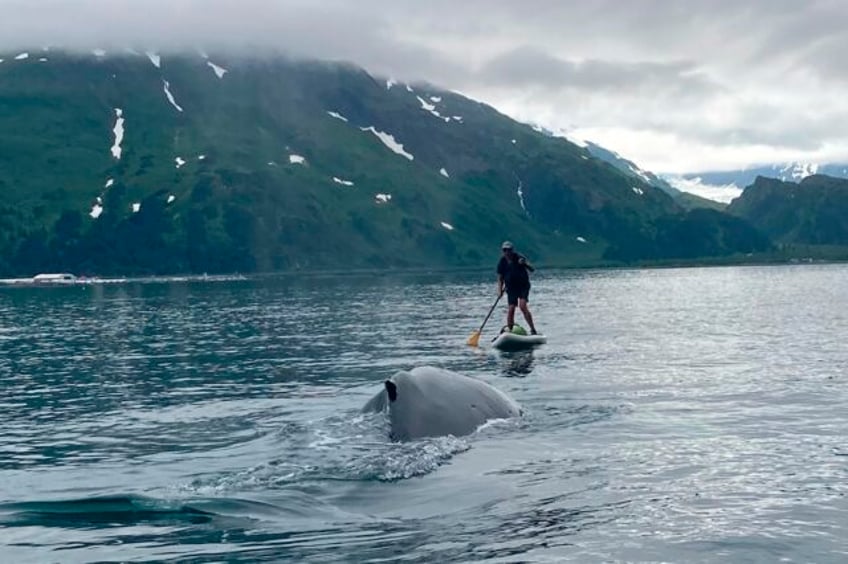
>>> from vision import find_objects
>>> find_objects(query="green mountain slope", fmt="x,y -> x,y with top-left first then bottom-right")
0,49 -> 767,275
583,141 -> 727,211
727,174 -> 848,245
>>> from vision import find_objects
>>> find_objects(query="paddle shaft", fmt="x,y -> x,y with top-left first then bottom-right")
475,292 -> 502,334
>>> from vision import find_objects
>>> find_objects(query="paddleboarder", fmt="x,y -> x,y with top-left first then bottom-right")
496,241 -> 538,335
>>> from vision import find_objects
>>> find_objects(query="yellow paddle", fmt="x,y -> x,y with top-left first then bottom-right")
467,292 -> 502,347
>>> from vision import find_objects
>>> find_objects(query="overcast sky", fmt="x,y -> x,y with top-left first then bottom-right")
2,0 -> 847,175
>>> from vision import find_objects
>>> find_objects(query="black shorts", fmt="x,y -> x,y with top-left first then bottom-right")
506,284 -> 530,305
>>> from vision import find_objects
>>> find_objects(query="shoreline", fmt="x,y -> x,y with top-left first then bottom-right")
2,254 -> 846,288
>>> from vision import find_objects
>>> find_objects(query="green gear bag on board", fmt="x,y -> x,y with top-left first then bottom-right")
511,324 -> 527,336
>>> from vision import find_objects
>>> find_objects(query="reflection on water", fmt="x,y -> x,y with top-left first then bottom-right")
499,350 -> 537,377
1,265 -> 848,562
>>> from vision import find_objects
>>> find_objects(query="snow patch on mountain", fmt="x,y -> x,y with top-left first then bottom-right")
386,78 -> 397,90
15,53 -> 29,60
527,120 -> 589,148
416,96 -> 451,122
417,96 -> 436,111
375,193 -> 392,204
629,165 -> 652,183
666,176 -> 742,203
441,222 -> 454,231
327,111 -> 348,122
175,157 -> 186,169
163,80 -> 183,112
110,109 -> 125,159
105,178 -> 114,188
146,51 -> 161,68
332,177 -> 354,186
167,195 -> 176,204
360,126 -> 414,160
576,236 -> 587,243
780,162 -> 819,180
516,178 -> 528,214
89,203 -> 103,219
440,168 -> 450,178
92,49 -> 106,57
289,154 -> 306,165
632,186 -> 644,196
207,61 -> 227,79
131,202 -> 141,213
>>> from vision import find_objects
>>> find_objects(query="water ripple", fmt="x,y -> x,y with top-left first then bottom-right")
2,266 -> 848,562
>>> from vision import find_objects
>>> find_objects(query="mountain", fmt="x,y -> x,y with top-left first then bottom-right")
582,142 -> 727,211
0,48 -> 769,276
727,174 -> 848,245
672,162 -> 848,202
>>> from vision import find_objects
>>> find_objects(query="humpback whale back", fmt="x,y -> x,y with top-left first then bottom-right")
363,366 -> 521,441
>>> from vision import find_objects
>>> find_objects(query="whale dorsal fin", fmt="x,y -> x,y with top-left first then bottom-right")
385,380 -> 398,402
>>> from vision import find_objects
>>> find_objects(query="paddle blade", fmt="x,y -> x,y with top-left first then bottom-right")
467,331 -> 481,347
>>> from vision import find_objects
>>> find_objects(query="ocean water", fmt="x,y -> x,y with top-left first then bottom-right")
1,265 -> 846,562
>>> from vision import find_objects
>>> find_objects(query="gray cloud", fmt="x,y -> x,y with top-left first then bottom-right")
1,0 -> 847,172
476,46 -> 721,99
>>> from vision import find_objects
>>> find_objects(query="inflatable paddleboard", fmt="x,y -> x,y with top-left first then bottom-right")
491,331 -> 547,351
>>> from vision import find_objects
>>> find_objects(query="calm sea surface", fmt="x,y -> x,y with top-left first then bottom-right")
1,265 -> 846,563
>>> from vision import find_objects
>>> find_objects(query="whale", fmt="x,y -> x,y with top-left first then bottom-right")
362,366 -> 521,441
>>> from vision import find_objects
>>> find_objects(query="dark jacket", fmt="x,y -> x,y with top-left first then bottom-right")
497,253 -> 532,289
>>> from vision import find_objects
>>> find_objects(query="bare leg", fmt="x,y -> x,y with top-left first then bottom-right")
507,304 -> 516,330
518,298 -> 537,334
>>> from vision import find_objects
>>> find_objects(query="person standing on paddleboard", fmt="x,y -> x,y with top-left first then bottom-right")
496,241 -> 538,335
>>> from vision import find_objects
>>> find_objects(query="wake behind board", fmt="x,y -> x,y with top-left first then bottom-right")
492,332 -> 547,351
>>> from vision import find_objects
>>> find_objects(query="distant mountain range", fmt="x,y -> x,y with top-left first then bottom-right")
581,142 -> 728,211
488,115 -> 848,259
684,162 -> 848,187
661,162 -> 848,204
524,125 -> 731,211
